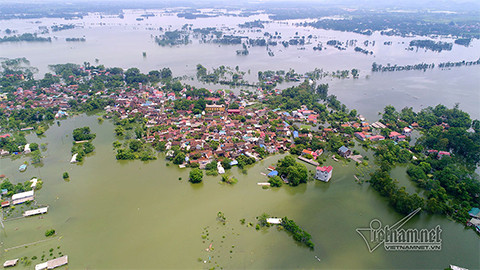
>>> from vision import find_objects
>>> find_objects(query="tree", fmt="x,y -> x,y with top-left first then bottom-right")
129,140 -> 143,152
63,172 -> 69,179
45,229 -> 55,237
316,83 -> 329,100
148,70 -> 161,84
171,81 -> 183,92
382,105 -> 398,125
135,127 -> 144,139
217,211 -> 227,222
426,197 -> 443,214
112,141 -> 122,148
173,152 -> 186,164
278,155 -> 296,169
83,142 -> 95,154
116,149 -> 136,160
0,179 -> 14,191
229,103 -> 239,109
72,127 -> 96,141
189,168 -> 203,183
161,67 -> 172,81
30,142 -> 39,151
268,176 -> 283,187
257,212 -> 270,226
205,161 -> 217,170
287,163 -> 308,186
114,126 -> 125,136
209,140 -> 220,150
221,158 -> 232,170
31,150 -> 42,164
221,174 -> 237,185
349,109 -> 357,118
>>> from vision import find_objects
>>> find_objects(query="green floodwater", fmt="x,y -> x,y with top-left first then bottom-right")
0,115 -> 479,269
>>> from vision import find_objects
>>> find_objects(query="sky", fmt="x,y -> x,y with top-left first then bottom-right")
1,0 -> 479,12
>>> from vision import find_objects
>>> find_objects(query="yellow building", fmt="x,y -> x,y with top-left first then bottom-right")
205,104 -> 225,112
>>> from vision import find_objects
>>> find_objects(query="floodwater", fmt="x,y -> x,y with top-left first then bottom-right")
0,9 -> 479,120
0,115 -> 478,269
0,9 -> 479,269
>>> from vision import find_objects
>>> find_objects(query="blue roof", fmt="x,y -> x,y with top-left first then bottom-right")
339,146 -> 349,153
260,144 -> 265,148
283,112 -> 291,116
267,170 -> 278,177
293,131 -> 299,138
230,160 -> 238,166
283,121 -> 290,127
469,207 -> 480,216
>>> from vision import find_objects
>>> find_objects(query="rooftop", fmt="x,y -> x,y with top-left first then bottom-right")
316,166 -> 333,173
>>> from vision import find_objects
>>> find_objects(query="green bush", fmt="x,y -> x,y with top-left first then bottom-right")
45,229 -> 55,237
189,168 -> 203,183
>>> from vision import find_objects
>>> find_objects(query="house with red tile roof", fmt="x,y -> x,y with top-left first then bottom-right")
315,166 -> 333,182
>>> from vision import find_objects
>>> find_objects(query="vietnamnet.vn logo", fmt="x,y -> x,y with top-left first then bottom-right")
356,208 -> 442,252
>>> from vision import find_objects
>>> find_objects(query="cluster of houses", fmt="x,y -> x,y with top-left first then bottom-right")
1,84 -> 83,112
0,134 -> 35,157
106,88 -> 305,167
354,123 -> 413,142
1,189 -> 34,208
1,68 -> 456,188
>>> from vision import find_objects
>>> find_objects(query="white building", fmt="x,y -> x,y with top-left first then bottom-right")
266,218 -> 282,224
30,178 -> 38,188
217,162 -> 225,174
23,206 -> 48,217
24,144 -> 31,154
315,166 -> 333,182
12,190 -> 34,205
35,255 -> 68,270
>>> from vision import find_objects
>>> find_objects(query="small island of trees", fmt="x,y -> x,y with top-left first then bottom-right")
71,127 -> 96,162
189,168 -> 203,183
409,40 -> 453,52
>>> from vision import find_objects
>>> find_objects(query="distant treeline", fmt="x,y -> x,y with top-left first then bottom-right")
176,12 -> 216,19
211,35 -> 244,45
372,62 -> 435,72
454,38 -> 472,47
409,40 -> 453,52
154,30 -> 189,46
281,38 -> 305,47
66,37 -> 86,42
326,40 -> 346,51
271,10 -> 480,39
354,47 -> 373,55
438,58 -> 480,68
238,20 -> 266,29
51,24 -> 76,32
0,33 -> 51,43
372,58 -> 480,72
193,27 -> 222,38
